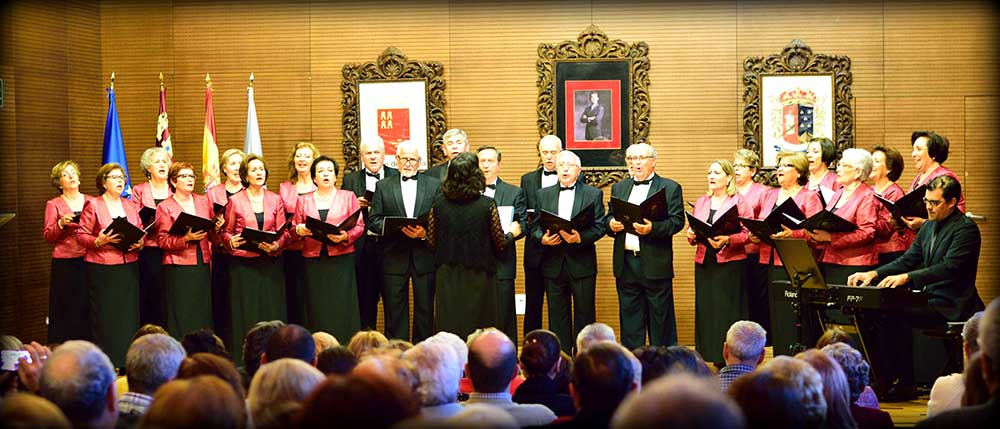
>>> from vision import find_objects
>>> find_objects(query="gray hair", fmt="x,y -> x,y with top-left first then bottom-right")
39,341 -> 116,426
445,403 -> 518,428
821,342 -> 870,403
839,148 -> 873,182
979,298 -> 1000,376
576,323 -> 616,354
611,374 -> 744,429
427,331 -> 469,372
140,146 -> 170,178
442,128 -> 468,145
725,321 -> 767,363
360,136 -> 385,153
248,358 -> 325,429
963,311 -> 985,353
538,135 -> 562,151
760,356 -> 827,426
126,333 -> 186,394
626,143 -> 657,159
556,150 -> 582,168
396,140 -> 420,159
402,341 -> 460,406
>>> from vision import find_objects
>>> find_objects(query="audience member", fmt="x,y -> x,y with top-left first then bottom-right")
176,353 -> 246,399
612,373 -> 745,429
816,327 -> 881,409
555,342 -> 637,429
823,342 -> 894,429
297,373 -> 419,429
575,322 -> 616,355
961,352 -> 989,407
353,349 -> 420,395
1,335 -> 26,396
180,329 -> 230,360
796,349 -> 859,429
388,339 -> 415,353
461,328 -> 525,396
634,345 -> 713,384
240,320 -> 285,389
37,341 -> 117,429
118,334 -> 185,429
443,403 -> 518,428
617,342 -> 643,393
464,328 -> 556,426
426,331 -> 469,373
312,331 -> 338,357
719,321 -> 766,391
401,340 -> 463,421
927,311 -> 983,416
316,345 -> 357,375
0,392 -> 72,429
729,355 -> 827,429
130,324 -> 169,343
247,358 -> 324,429
262,324 -> 315,365
141,375 -> 245,429
347,330 -> 389,358
513,329 -> 575,417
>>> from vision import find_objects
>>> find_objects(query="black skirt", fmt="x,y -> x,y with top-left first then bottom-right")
49,257 -> 91,343
694,251 -> 746,362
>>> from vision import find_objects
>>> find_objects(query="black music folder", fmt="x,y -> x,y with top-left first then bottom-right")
875,184 -> 928,219
538,203 -> 595,235
381,211 -> 430,237
236,220 -> 291,253
167,211 -> 215,236
685,205 -> 741,246
739,217 -> 778,246
70,212 -> 81,224
364,190 -> 375,202
212,202 -> 227,216
102,216 -> 151,252
138,206 -> 157,226
305,209 -> 362,245
610,189 -> 669,235
765,197 -> 808,230
796,209 -> 858,233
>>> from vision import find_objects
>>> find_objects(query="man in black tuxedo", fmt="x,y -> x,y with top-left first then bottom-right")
519,135 -> 562,335
425,128 -> 468,180
531,150 -> 607,353
478,145 -> 527,345
849,175 -> 985,400
607,143 -> 685,349
367,140 -> 441,342
341,138 -> 399,329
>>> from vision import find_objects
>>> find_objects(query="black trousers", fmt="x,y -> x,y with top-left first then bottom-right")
356,235 -> 384,330
138,247 -> 165,327
616,253 -> 676,349
744,252 -> 771,342
383,268 -> 435,343
545,270 -> 596,354
497,277 -> 518,345
523,266 -> 545,335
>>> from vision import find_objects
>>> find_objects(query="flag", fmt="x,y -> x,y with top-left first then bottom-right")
202,81 -> 220,189
102,87 -> 132,198
156,81 -> 173,158
244,86 -> 262,157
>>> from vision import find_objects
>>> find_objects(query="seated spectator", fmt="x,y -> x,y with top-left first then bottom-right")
575,322 -> 616,355
444,403 -> 518,428
961,352 -> 989,407
460,328 -> 524,396
719,321 -> 767,392
261,324 -> 315,365
316,345 -> 357,375
822,343 -> 894,429
115,324 -> 170,398
181,329 -> 230,360
39,341 -> 118,429
354,348 -> 420,395
247,358 -> 324,429
729,355 -> 827,429
239,320 -> 285,390
796,349 -> 859,429
816,327 -> 881,409
426,331 -> 468,375
554,342 -> 637,429
463,328 -> 556,426
1,335 -> 25,396
297,373 -> 420,429
401,340 -> 464,422
0,392 -> 72,429
927,311 -> 983,417
347,330 -> 389,358
611,373 -> 745,429
633,345 -> 713,383
312,331 -> 338,357
512,329 -> 575,417
118,334 -> 186,429
141,375 -> 245,429
177,353 -> 246,399
388,339 -> 415,353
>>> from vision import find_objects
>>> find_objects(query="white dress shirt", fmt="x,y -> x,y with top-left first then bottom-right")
557,182 -> 576,221
484,179 -> 497,199
541,168 -> 558,189
401,175 -> 418,218
625,179 -> 652,251
364,166 -> 385,192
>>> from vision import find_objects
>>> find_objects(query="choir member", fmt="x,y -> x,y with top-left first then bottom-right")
869,145 -> 914,266
76,163 -> 143,366
132,146 -> 173,326
43,160 -> 91,342
280,142 -> 319,325
902,131 -> 965,232
805,137 -> 842,196
156,162 -> 219,339
519,135 -> 562,336
425,128 -> 469,180
222,154 -> 288,365
292,155 -> 365,342
205,148 -> 245,344
686,159 -> 751,363
428,152 -> 513,340
732,149 -> 774,336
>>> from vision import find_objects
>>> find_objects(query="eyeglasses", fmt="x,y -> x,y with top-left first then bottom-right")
777,163 -> 795,169
105,174 -> 126,181
398,157 -> 419,165
176,173 -> 197,179
923,197 -> 944,207
733,163 -> 751,169
625,155 -> 654,162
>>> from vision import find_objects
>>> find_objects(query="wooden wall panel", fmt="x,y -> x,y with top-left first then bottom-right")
965,96 -> 999,304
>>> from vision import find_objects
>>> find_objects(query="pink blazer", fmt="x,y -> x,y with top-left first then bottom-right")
738,181 -> 773,255
76,196 -> 142,265
873,183 -> 915,254
280,181 -> 315,251
131,181 -> 173,248
44,195 -> 90,259
292,189 -> 365,258
808,170 -> 841,193
687,193 -> 752,264
910,165 -> 965,212
817,183 -> 878,266
155,195 -> 216,266
222,189 -> 289,258
757,188 -> 824,266
206,183 -> 237,208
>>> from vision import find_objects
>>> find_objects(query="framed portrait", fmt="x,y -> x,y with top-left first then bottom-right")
538,26 -> 650,188
342,47 -> 447,175
743,39 -> 853,183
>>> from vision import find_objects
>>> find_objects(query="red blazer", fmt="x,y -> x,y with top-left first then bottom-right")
757,187 -> 823,266
280,181 -> 315,251
817,183 -> 878,266
222,189 -> 289,258
205,183 -> 239,254
292,189 -> 365,258
131,181 -> 172,248
910,165 -> 965,212
807,170 -> 841,193
44,195 -> 90,259
738,181 -> 773,255
873,182 -> 915,254
155,195 -> 216,266
76,196 -> 142,265
688,193 -> 752,264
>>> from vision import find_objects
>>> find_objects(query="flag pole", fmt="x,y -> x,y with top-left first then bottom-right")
110,72 -> 115,90
249,72 -> 254,88
159,72 -> 164,90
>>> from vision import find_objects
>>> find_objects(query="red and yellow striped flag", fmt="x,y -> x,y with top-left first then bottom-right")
202,74 -> 220,189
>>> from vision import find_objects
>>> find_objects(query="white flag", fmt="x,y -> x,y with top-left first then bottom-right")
244,86 -> 262,157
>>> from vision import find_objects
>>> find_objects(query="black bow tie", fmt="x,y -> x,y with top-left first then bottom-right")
634,178 -> 652,185
560,186 -> 575,192
402,175 -> 417,182
542,170 -> 557,176
365,170 -> 380,179
485,184 -> 496,190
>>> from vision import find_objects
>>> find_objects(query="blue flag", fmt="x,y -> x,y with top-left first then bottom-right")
102,87 -> 132,198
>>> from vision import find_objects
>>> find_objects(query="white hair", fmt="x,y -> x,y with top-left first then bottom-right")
538,135 -> 563,150
725,320 -> 767,363
39,341 -> 116,426
396,140 -> 420,158
556,150 -> 582,168
403,341 -> 460,406
248,358 -> 325,429
839,148 -> 873,182
360,136 -> 385,153
125,333 -> 186,394
611,374 -> 744,429
426,331 -> 468,372
625,143 -> 657,159
139,146 -> 170,177
576,323 -> 616,354
442,128 -> 468,145
312,332 -> 339,355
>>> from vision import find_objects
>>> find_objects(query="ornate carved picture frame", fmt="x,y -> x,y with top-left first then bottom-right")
743,39 -> 854,184
342,47 -> 447,175
538,25 -> 651,188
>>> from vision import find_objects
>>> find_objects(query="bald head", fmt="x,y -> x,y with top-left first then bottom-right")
467,329 -> 517,393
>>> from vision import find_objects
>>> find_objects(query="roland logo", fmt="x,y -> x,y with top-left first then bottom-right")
846,295 -> 864,304
784,290 -> 798,299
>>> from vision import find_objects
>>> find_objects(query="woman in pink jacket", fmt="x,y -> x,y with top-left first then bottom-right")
280,142 -> 319,325
43,160 -> 92,343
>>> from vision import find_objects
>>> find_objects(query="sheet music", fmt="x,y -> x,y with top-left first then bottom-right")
497,206 -> 514,234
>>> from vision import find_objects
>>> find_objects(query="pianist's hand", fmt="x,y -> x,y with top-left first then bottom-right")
876,273 -> 909,289
846,271 -> 878,287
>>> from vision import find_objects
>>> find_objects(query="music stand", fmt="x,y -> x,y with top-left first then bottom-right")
772,237 -> 827,354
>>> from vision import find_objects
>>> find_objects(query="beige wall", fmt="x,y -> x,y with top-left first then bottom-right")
2,0 -> 997,344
